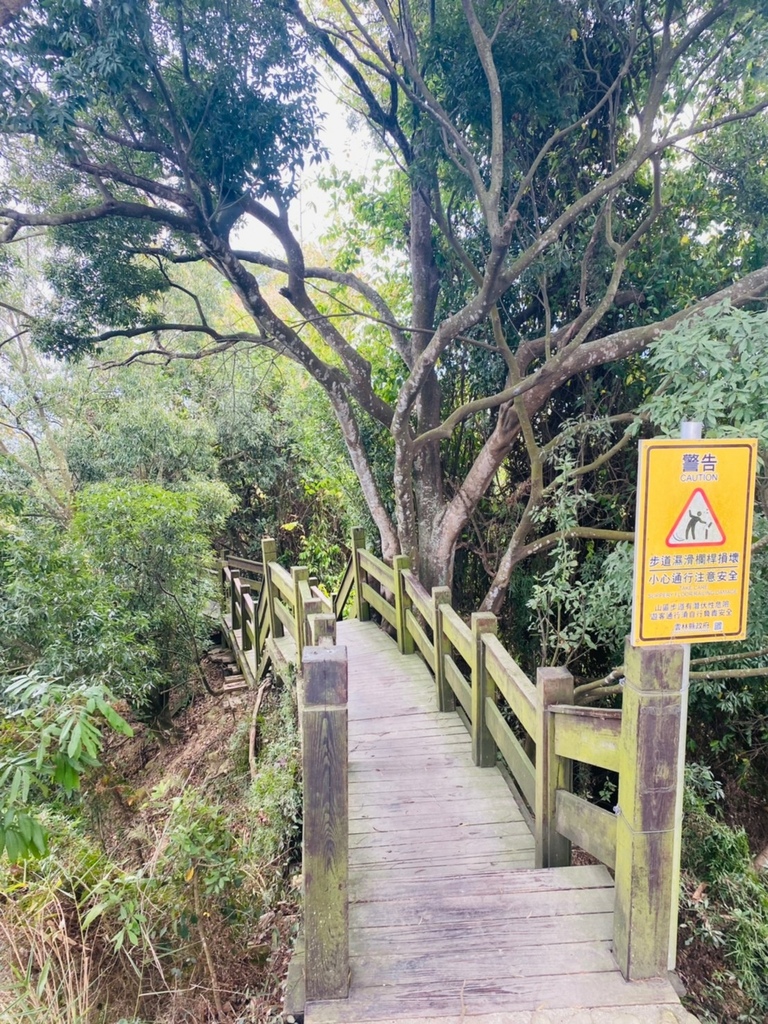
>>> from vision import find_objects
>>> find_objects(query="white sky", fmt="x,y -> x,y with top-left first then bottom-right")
233,81 -> 377,255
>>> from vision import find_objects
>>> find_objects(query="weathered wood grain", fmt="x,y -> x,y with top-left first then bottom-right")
308,973 -> 680,1023
302,652 -> 349,1000
555,789 -> 617,870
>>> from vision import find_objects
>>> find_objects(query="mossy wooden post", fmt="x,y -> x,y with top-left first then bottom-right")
392,555 -> 415,655
534,666 -> 574,868
229,569 -> 241,630
471,613 -> 498,766
614,638 -> 685,980
351,528 -> 370,621
292,566 -> 310,665
309,613 -> 337,646
432,587 -> 455,712
261,538 -> 283,639
240,582 -> 252,652
301,646 -> 349,1000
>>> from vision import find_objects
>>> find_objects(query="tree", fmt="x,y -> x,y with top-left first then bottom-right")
2,0 -> 768,613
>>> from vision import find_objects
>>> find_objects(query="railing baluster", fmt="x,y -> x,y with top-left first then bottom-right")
471,612 -> 498,767
432,586 -> 454,712
393,554 -> 414,655
534,666 -> 574,869
351,527 -> 369,621
261,538 -> 283,639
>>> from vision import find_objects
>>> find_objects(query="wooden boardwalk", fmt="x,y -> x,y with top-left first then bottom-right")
305,619 -> 696,1024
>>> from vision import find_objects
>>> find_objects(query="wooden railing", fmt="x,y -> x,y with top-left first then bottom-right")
347,529 -> 686,981
220,530 -> 685,983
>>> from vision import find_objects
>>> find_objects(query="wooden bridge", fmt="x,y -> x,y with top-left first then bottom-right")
219,534 -> 699,1024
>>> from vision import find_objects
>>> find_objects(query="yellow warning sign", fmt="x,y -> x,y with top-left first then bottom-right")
631,439 -> 757,646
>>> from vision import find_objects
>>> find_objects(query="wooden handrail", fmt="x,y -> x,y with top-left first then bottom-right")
223,554 -> 264,576
357,547 -> 394,591
270,561 -> 294,603
220,528 -> 686,984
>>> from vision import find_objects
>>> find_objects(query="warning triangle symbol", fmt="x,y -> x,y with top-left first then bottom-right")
666,488 -> 725,547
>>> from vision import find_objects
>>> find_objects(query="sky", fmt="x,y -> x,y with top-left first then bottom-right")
234,81 -> 377,255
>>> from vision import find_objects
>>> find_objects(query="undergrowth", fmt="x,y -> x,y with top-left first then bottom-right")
0,681 -> 301,1024
678,763 -> 768,1023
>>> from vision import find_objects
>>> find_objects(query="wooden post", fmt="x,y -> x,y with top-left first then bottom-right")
471,612 -> 498,767
392,555 -> 414,655
309,613 -> 337,646
292,566 -> 310,664
351,528 -> 370,621
240,582 -> 252,652
613,638 -> 685,980
534,666 -> 574,869
229,569 -> 241,630
432,587 -> 455,712
261,538 -> 283,639
301,646 -> 349,1000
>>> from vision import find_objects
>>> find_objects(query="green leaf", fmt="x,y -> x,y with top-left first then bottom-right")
67,721 -> 82,760
82,901 -> 110,928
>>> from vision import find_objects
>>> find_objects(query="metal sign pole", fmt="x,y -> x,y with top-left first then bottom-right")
667,420 -> 701,968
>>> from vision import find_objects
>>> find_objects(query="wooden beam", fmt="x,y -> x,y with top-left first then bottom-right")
534,666 -> 574,869
613,639 -> 685,981
393,555 -> 415,655
301,647 -> 349,1000
351,527 -> 370,622
471,612 -> 498,767
555,790 -> 617,870
261,538 -> 283,639
551,706 -> 621,773
433,587 -> 455,713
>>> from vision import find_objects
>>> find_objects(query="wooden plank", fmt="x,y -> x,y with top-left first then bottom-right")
349,733 -> 471,755
552,705 -> 621,772
348,806 -> 521,834
307,973 -> 680,1022
485,700 -> 536,809
440,605 -> 472,664
344,911 -> 616,956
555,789 -> 617,870
274,596 -> 297,640
333,557 -> 355,619
361,582 -> 397,627
484,633 -> 537,738
349,794 -> 515,818
357,547 -> 395,590
347,820 -> 532,850
348,718 -> 468,742
402,570 -> 434,627
346,940 -> 617,988
350,863 -> 612,894
405,609 -> 435,670
443,654 -> 471,717
350,855 -> 536,885
349,885 -> 614,928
